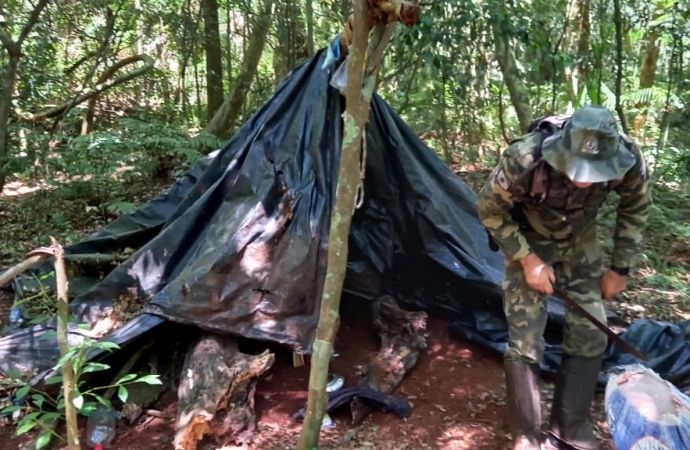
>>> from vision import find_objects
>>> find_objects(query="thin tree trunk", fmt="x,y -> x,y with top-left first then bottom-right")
0,0 -> 50,193
295,0 -> 419,445
226,5 -> 233,92
203,0 -> 274,140
52,238 -> 80,450
0,54 -> 19,194
295,0 -> 371,446
202,0 -> 225,121
491,22 -> 533,133
631,4 -> 664,136
306,0 -> 315,56
613,0 -> 628,133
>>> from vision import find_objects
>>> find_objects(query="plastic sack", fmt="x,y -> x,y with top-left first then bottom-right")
605,364 -> 690,449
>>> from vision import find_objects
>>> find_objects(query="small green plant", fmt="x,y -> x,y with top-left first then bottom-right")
1,337 -> 161,449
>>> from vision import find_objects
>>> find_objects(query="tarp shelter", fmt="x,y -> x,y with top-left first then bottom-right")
2,41 -> 690,396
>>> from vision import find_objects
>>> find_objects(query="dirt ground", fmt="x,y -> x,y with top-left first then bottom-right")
0,166 -> 633,450
0,292 -> 615,450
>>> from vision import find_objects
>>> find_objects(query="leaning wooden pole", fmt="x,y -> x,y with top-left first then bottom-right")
295,1 -> 420,448
26,239 -> 80,449
294,2 -> 370,448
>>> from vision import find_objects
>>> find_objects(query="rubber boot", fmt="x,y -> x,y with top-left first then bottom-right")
543,353 -> 604,450
504,357 -> 542,450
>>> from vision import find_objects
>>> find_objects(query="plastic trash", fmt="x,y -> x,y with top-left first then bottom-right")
329,59 -> 348,92
321,373 -> 345,430
605,364 -> 690,450
86,405 -> 117,449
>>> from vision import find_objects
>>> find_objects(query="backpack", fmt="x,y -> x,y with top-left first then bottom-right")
515,114 -> 573,204
485,114 -> 571,252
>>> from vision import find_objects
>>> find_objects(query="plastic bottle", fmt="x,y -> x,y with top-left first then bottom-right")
86,406 -> 117,449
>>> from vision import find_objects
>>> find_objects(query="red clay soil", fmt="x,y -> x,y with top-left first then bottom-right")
0,296 -> 612,450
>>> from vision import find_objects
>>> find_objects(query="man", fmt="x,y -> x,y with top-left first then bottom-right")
476,104 -> 652,450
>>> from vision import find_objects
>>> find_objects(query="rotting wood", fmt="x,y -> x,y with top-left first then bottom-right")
173,333 -> 274,450
350,295 -> 428,425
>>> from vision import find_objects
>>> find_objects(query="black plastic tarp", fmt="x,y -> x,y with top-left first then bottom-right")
0,43 -> 504,379
1,40 -> 690,396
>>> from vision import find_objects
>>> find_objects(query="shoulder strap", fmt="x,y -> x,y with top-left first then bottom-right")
520,114 -> 570,201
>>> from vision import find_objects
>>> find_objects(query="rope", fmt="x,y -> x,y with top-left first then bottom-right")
354,128 -> 367,212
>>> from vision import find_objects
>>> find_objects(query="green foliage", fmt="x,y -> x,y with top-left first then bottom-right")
1,338 -> 162,448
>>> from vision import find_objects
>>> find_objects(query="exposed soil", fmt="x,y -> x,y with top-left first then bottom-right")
0,295 -> 616,450
2,165 -> 676,450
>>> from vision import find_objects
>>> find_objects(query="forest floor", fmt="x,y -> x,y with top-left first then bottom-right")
0,160 -> 689,450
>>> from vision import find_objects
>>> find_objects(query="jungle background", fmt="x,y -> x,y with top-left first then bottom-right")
0,0 -> 689,448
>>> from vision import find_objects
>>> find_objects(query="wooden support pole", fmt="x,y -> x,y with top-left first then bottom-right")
295,2 -> 420,449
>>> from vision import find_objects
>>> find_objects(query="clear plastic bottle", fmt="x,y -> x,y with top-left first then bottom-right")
86,406 -> 117,449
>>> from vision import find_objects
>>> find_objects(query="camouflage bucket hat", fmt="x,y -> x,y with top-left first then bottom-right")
541,105 -> 636,183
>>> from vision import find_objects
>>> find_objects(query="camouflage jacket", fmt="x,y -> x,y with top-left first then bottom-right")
476,127 -> 652,269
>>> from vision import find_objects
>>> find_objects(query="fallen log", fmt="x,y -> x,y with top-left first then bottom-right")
173,333 -> 275,450
350,294 -> 427,424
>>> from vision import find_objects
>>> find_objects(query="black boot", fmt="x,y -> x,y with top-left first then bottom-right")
504,357 -> 542,449
544,353 -> 604,450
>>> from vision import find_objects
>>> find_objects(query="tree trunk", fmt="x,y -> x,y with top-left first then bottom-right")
613,0 -> 628,133
203,0 -> 274,141
491,22 -> 533,134
202,0 -> 225,121
0,0 -> 49,194
226,5 -> 233,93
294,0 -> 370,442
295,0 -> 420,445
631,4 -> 664,136
273,0 -> 308,81
563,0 -> 591,108
0,54 -> 19,194
306,0 -> 315,56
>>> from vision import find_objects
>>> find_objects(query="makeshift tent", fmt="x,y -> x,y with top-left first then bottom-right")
1,41 -> 690,397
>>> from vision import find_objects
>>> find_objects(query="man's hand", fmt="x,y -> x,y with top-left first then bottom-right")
601,269 -> 627,299
519,253 -> 555,295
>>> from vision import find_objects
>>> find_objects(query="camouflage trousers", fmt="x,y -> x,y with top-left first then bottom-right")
502,224 -> 608,365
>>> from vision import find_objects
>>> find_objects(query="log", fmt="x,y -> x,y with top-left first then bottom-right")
350,295 -> 427,424
604,364 -> 690,450
173,333 -> 274,450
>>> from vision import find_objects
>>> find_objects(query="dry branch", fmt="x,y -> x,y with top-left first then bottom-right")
0,254 -> 49,289
82,52 -> 141,134
0,252 -> 129,289
15,55 -> 155,123
173,333 -> 274,450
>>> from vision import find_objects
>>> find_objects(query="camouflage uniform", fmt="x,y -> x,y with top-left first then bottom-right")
476,105 -> 652,450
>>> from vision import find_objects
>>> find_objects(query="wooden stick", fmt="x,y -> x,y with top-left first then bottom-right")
296,1 -> 376,448
0,252 -> 129,289
0,254 -> 49,289
103,337 -> 157,401
49,238 -> 80,450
